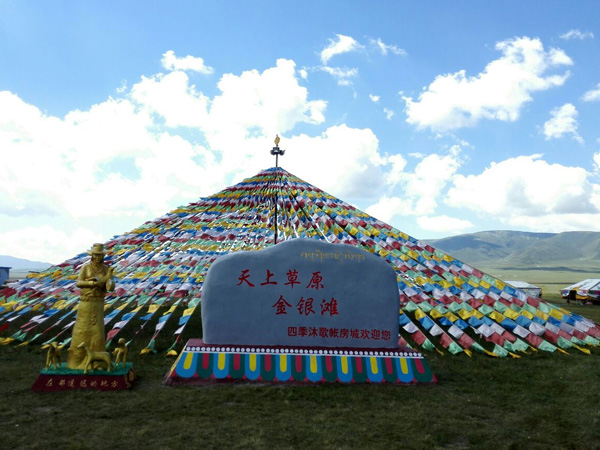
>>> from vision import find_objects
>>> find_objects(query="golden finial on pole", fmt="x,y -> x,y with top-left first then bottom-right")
270,134 -> 285,168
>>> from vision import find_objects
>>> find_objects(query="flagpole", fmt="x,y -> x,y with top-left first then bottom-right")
270,135 -> 285,244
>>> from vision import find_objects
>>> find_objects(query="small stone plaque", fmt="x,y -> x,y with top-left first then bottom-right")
32,365 -> 136,392
201,239 -> 399,348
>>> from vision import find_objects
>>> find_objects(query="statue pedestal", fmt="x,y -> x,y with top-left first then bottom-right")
164,339 -> 436,385
32,363 -> 136,392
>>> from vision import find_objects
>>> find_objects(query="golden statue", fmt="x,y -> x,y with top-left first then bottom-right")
67,243 -> 115,370
112,338 -> 128,367
45,342 -> 62,370
78,341 -> 114,374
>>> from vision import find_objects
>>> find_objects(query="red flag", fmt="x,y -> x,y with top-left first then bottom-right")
411,330 -> 427,345
501,330 -> 517,343
544,329 -> 559,344
487,333 -> 506,346
439,333 -> 453,349
573,329 -> 587,341
526,333 -> 543,347
458,333 -> 474,349
106,328 -> 120,342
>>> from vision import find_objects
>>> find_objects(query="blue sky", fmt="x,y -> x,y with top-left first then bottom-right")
1,1 -> 600,263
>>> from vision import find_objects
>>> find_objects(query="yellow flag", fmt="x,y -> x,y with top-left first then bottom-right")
414,309 -> 426,320
489,311 -> 506,323
429,309 -> 443,319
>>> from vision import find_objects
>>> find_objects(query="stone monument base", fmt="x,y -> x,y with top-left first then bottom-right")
32,363 -> 136,392
164,339 -> 436,386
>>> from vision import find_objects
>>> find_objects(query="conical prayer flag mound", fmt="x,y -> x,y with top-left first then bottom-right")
1,167 -> 599,356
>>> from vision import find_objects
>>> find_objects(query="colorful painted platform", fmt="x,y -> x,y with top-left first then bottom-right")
164,339 -> 437,385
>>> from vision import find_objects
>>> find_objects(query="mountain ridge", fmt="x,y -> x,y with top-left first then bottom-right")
424,230 -> 600,270
0,255 -> 52,270
2,230 -> 598,273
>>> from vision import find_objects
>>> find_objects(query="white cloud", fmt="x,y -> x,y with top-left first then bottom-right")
543,103 -> 583,143
560,30 -> 594,40
370,38 -> 407,56
320,34 -> 363,64
366,196 -> 414,223
384,108 -> 395,120
417,215 -> 473,234
161,50 -> 214,74
403,148 -> 462,214
384,154 -> 408,186
367,146 -> 462,222
594,151 -> 600,172
130,71 -> 210,128
116,80 -> 128,93
0,56 -> 393,262
446,155 -> 599,221
404,37 -> 572,132
582,83 -> 600,102
0,226 -> 101,264
206,59 -> 328,165
320,66 -> 358,86
369,94 -> 380,103
132,58 -> 327,165
285,125 -> 386,201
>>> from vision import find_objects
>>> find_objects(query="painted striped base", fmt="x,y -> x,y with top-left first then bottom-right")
164,339 -> 436,385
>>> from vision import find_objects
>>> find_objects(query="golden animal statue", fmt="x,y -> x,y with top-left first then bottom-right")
112,338 -> 128,367
78,341 -> 114,374
45,342 -> 62,370
67,243 -> 115,370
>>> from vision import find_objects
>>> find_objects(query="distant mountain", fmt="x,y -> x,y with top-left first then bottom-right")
0,255 -> 52,270
424,230 -> 600,270
2,230 -> 599,273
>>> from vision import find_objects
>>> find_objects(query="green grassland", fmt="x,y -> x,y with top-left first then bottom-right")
2,340 -> 600,449
2,268 -> 600,449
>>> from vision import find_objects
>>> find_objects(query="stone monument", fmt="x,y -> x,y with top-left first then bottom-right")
166,239 -> 436,385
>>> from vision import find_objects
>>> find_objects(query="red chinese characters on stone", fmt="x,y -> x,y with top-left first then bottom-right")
320,298 -> 339,316
286,327 -> 392,341
237,269 -> 326,290
284,269 -> 301,288
296,297 -> 315,316
237,269 -> 255,287
260,269 -> 278,286
306,271 -> 324,290
272,295 -> 292,315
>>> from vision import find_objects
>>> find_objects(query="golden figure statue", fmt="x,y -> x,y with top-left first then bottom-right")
113,338 -> 128,367
78,341 -> 114,374
45,342 -> 62,370
67,243 -> 115,370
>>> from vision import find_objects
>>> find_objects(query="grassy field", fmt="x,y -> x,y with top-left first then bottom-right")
2,303 -> 600,449
2,268 -> 600,449
2,343 -> 600,449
